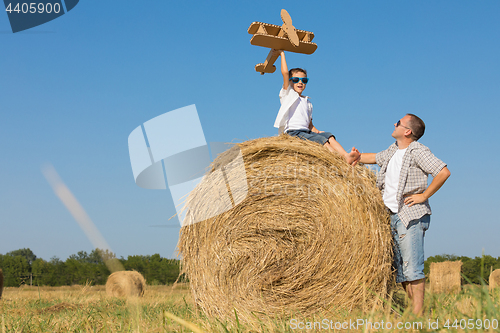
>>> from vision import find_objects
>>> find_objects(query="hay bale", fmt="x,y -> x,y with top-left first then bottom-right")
489,269 -> 500,291
429,261 -> 462,294
0,268 -> 3,299
105,271 -> 146,297
178,136 -> 393,323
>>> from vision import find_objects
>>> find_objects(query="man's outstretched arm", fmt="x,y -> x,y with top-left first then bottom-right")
359,153 -> 376,164
404,167 -> 451,207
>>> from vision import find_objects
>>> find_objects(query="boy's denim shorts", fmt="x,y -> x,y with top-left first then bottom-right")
286,129 -> 335,145
390,213 -> 430,283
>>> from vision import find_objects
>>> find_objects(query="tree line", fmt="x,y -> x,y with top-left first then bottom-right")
0,248 -> 181,287
1,249 -> 499,288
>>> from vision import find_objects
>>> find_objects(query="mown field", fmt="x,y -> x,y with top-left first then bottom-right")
1,283 -> 499,332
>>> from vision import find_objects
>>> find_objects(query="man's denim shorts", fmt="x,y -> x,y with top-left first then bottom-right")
390,213 -> 430,283
286,129 -> 335,145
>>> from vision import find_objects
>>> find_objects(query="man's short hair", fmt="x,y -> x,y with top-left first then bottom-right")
406,113 -> 425,140
289,68 -> 307,78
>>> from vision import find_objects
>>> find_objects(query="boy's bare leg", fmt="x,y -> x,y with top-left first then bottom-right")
324,138 -> 361,165
402,279 -> 425,316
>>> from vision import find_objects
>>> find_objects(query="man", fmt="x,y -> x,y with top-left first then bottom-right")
359,114 -> 450,315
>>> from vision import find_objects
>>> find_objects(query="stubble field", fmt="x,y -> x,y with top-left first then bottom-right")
1,283 -> 499,332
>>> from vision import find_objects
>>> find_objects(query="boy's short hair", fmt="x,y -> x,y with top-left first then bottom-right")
289,68 -> 307,78
406,113 -> 425,140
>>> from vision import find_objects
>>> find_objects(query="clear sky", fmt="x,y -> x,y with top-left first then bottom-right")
1,1 -> 499,261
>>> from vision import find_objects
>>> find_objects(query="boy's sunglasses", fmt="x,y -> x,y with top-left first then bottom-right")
290,77 -> 309,84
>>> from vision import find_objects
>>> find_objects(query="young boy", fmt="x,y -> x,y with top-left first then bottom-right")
274,50 -> 360,165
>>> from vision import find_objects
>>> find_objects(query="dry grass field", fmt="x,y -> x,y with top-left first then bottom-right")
1,283 -> 499,332
1,283 -> 194,332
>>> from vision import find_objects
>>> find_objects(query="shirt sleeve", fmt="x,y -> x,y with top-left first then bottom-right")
279,86 -> 289,102
413,146 -> 447,177
375,147 -> 390,167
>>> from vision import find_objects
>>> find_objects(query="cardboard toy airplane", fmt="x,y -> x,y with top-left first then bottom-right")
248,9 -> 317,75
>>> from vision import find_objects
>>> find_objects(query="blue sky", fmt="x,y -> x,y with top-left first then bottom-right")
1,1 -> 499,261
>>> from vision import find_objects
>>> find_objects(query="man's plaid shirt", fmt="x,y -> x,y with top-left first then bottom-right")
376,141 -> 447,227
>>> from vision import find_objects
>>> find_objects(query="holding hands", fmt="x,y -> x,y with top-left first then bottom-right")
346,147 -> 361,166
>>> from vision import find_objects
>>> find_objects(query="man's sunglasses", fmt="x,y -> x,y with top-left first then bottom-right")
396,120 -> 411,129
290,77 -> 309,84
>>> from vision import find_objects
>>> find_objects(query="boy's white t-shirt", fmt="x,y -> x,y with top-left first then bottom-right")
285,96 -> 311,131
383,148 -> 407,213
275,85 -> 312,133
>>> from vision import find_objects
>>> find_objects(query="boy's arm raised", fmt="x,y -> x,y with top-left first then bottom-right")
279,50 -> 289,90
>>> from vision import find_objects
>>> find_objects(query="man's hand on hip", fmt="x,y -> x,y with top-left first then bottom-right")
404,167 -> 451,207
404,193 -> 427,207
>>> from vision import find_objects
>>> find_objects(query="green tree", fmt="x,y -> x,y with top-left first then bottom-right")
6,248 -> 37,266
161,259 -> 181,284
96,248 -> 116,262
47,256 -> 68,286
147,254 -> 163,284
122,254 -> 180,285
66,251 -> 93,284
32,258 -> 54,286
94,249 -> 112,284
461,255 -> 498,284
68,251 -> 90,263
65,257 -> 85,285
124,255 -> 148,275
1,255 -> 30,287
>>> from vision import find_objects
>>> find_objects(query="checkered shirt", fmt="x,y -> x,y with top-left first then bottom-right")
376,141 -> 447,227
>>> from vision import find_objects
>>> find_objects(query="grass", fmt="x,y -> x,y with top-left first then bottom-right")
1,283 -> 499,332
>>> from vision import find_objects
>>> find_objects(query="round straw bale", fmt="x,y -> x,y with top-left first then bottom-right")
490,269 -> 500,291
179,136 -> 393,322
0,268 -> 3,299
105,270 -> 146,297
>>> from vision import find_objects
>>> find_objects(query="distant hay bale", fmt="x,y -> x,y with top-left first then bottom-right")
489,269 -> 500,291
105,271 -> 146,297
178,136 -> 393,323
0,268 -> 3,299
429,261 -> 462,293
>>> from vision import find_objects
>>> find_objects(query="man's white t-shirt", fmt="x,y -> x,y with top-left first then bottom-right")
383,148 -> 407,213
286,96 -> 311,131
